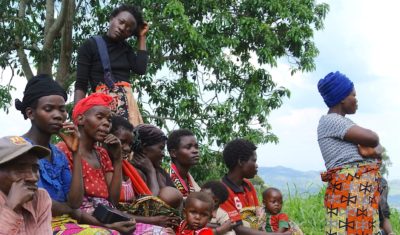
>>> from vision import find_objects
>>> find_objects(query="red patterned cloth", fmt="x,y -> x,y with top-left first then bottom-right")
259,210 -> 289,232
57,142 -> 113,199
176,221 -> 214,235
321,161 -> 381,235
169,163 -> 200,198
72,93 -> 113,124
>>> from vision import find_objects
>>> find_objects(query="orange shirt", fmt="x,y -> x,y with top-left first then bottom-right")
220,175 -> 259,223
0,189 -> 52,235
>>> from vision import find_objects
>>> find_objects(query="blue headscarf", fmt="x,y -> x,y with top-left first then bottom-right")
317,71 -> 354,107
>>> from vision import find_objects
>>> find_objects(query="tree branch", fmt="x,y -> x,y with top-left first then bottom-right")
144,114 -> 179,122
149,54 -> 181,63
16,0 -> 33,79
43,0 -> 68,49
56,0 -> 75,88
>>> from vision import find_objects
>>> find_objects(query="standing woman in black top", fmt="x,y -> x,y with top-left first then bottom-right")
74,4 -> 149,126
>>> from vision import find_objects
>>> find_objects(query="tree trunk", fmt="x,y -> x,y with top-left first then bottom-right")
37,0 -> 69,76
56,0 -> 75,90
16,0 -> 33,79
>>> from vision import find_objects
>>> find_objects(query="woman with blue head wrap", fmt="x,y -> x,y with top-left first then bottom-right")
317,71 -> 383,234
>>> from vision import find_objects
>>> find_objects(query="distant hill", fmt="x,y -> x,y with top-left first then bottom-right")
257,166 -> 324,195
257,166 -> 400,209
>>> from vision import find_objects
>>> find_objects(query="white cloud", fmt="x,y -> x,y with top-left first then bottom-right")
0,72 -> 30,136
257,0 -> 400,180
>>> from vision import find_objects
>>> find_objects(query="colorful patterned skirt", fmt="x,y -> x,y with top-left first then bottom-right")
52,215 -> 120,235
96,82 -> 143,126
240,206 -> 260,229
119,196 -> 181,234
118,195 -> 181,219
321,161 -> 381,235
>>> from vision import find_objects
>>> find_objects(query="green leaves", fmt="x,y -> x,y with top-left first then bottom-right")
0,84 -> 15,113
1,0 -> 329,181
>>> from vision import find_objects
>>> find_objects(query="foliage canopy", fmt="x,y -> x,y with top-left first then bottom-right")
0,0 -> 329,182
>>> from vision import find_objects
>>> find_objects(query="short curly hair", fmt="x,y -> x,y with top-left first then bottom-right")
110,115 -> 133,134
223,138 -> 257,170
201,181 -> 229,205
262,187 -> 281,199
166,129 -> 195,152
110,4 -> 144,36
186,192 -> 214,213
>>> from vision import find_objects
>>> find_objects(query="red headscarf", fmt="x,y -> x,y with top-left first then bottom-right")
72,93 -> 113,124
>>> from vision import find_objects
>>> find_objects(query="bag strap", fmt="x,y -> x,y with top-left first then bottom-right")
93,35 -> 115,89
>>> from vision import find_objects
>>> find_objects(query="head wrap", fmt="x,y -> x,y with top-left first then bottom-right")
15,74 -> 68,119
132,124 -> 167,153
317,71 -> 354,107
72,93 -> 113,124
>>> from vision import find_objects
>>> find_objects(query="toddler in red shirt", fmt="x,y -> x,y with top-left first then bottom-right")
169,192 -> 215,235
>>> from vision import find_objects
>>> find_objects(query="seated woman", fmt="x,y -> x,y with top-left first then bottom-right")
15,74 -> 121,234
109,116 -> 181,232
220,138 -> 290,235
57,93 -> 135,234
131,124 -> 175,195
109,115 -> 150,203
167,129 -> 201,198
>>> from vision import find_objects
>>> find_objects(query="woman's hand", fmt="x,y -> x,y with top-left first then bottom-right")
137,21 -> 149,37
358,144 -> 384,158
216,220 -> 235,234
150,215 -> 180,228
104,134 -> 122,162
106,219 -> 136,234
58,122 -> 79,152
164,227 -> 176,235
132,153 -> 155,173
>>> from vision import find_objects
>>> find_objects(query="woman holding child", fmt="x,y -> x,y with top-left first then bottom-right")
109,116 -> 181,233
317,71 -> 383,234
131,124 -> 175,195
220,138 -> 291,235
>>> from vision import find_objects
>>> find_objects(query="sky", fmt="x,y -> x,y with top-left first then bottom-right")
1,0 -> 399,180
258,0 -> 400,180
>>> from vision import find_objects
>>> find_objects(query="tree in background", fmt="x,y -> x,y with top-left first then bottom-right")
0,0 -> 329,182
380,147 -> 392,178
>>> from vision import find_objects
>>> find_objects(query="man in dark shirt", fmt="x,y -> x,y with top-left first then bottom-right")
74,4 -> 149,126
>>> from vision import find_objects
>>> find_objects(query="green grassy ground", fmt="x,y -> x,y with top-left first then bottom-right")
283,188 -> 400,234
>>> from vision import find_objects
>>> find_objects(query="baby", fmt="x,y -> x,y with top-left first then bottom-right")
158,186 -> 184,211
173,191 -> 215,235
201,181 -> 236,235
260,187 -> 289,233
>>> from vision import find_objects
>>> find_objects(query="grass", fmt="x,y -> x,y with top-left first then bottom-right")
282,187 -> 400,234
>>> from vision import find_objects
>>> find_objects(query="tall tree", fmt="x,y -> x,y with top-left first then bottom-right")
0,0 -> 329,182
